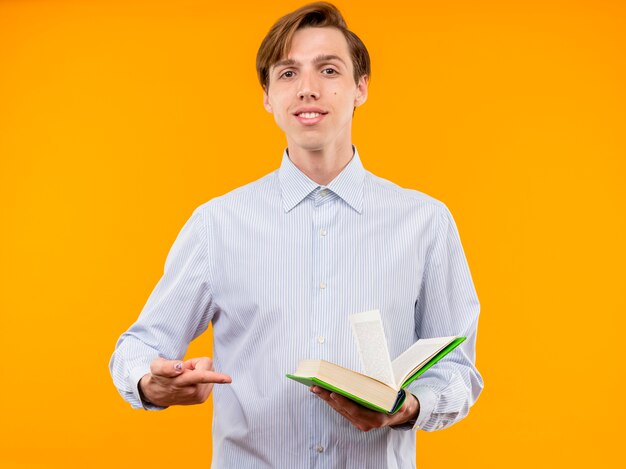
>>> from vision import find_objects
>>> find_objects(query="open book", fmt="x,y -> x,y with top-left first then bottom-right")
286,310 -> 465,414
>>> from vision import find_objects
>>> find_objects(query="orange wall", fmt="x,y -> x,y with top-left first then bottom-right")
1,0 -> 624,467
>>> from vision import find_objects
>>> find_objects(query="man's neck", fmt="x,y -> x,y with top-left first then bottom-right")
287,144 -> 354,186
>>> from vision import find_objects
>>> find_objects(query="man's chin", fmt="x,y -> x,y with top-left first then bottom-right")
289,139 -> 327,154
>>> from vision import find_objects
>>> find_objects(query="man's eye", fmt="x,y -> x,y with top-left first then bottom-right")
322,68 -> 337,75
280,70 -> 295,79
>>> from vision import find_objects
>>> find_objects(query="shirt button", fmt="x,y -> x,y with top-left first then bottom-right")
320,189 -> 328,197
317,336 -> 325,344
320,228 -> 327,236
316,445 -> 324,453
437,422 -> 444,430
320,282 -> 327,289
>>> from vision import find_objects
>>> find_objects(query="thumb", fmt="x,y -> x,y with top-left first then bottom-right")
150,357 -> 184,377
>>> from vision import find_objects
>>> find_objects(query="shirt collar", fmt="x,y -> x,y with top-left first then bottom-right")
278,147 -> 365,214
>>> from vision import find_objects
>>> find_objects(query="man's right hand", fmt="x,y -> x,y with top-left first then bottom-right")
139,356 -> 232,407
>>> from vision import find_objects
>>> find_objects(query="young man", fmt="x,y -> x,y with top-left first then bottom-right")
110,3 -> 483,467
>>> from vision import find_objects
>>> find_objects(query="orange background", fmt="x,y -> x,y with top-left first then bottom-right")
1,0 -> 624,467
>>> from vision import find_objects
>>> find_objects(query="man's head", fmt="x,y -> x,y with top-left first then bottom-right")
256,2 -> 370,91
257,3 -> 370,155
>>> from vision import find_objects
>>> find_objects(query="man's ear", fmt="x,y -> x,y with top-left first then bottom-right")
263,88 -> 273,113
354,75 -> 369,108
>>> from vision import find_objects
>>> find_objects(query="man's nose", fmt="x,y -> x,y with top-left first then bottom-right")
297,88 -> 320,99
297,74 -> 320,100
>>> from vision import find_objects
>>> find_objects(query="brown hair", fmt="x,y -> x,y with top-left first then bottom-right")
256,2 -> 371,90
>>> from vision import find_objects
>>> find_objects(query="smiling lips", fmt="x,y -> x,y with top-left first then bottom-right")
294,108 -> 328,125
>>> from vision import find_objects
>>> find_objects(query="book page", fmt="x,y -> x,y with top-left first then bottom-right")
391,336 -> 457,385
349,310 -> 396,387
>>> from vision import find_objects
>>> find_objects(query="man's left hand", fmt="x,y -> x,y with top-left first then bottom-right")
310,385 -> 419,432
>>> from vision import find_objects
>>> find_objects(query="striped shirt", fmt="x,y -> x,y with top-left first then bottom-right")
109,148 -> 483,468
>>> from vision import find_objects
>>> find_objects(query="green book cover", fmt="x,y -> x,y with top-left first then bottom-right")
287,335 -> 465,414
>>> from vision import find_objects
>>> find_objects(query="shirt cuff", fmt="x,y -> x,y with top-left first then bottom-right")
129,366 -> 167,411
411,386 -> 438,431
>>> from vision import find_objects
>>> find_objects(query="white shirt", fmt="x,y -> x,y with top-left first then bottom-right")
110,148 -> 483,468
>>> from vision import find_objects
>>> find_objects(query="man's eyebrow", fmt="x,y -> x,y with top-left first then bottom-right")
272,58 -> 298,69
312,54 -> 347,66
271,55 -> 348,70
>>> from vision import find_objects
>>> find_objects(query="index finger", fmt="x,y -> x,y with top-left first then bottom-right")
312,386 -> 372,417
176,370 -> 232,387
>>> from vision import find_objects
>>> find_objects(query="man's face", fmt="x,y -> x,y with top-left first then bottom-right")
263,27 -> 368,155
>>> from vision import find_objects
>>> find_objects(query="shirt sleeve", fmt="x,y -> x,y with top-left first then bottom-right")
108,208 -> 216,410
404,204 -> 484,431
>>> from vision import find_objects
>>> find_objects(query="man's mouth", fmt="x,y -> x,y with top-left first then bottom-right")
297,112 -> 322,118
294,109 -> 328,125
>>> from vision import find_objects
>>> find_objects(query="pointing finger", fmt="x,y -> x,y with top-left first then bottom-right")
176,370 -> 232,387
